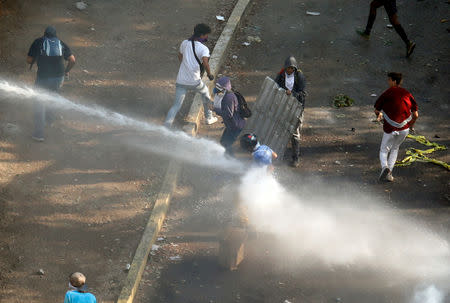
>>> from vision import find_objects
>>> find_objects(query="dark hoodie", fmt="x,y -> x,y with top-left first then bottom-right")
27,26 -> 72,78
275,56 -> 306,103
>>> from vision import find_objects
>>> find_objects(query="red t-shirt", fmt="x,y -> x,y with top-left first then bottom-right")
374,87 -> 418,133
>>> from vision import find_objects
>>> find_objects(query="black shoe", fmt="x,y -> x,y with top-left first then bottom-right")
406,41 -> 416,58
356,29 -> 370,40
379,167 -> 390,182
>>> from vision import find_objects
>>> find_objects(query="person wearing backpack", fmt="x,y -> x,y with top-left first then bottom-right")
27,26 -> 75,142
275,55 -> 306,167
215,77 -> 245,156
164,23 -> 218,127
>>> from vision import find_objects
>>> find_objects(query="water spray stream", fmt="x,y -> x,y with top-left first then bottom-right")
0,79 -> 243,173
239,168 -> 450,302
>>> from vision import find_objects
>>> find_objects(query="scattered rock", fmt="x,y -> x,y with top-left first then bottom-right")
75,2 -> 87,10
247,35 -> 262,43
232,55 -> 238,59
37,269 -> 45,276
216,15 -> 225,21
387,24 -> 393,28
242,42 -> 250,46
151,244 -> 160,251
125,263 -> 131,271
370,93 -> 377,97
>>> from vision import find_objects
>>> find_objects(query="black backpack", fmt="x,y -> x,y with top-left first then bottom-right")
233,90 -> 252,118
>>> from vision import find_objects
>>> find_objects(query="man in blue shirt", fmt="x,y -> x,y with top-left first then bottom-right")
64,272 -> 96,303
240,133 -> 278,170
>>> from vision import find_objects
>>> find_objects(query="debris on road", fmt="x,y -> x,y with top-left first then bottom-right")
37,269 -> 45,276
216,15 -> 225,21
75,1 -> 87,10
242,42 -> 251,46
125,263 -> 131,271
169,255 -> 182,261
396,134 -> 449,170
333,94 -> 354,107
151,244 -> 160,251
370,93 -> 377,97
247,35 -> 262,43
157,236 -> 165,241
387,24 -> 393,28
306,11 -> 320,16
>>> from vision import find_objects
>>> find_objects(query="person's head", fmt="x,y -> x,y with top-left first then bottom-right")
240,133 -> 258,152
215,76 -> 231,92
193,23 -> 211,41
44,26 -> 57,38
69,272 -> 87,292
284,56 -> 298,75
388,72 -> 402,87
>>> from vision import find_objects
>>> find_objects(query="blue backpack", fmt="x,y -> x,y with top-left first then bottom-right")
41,37 -> 62,57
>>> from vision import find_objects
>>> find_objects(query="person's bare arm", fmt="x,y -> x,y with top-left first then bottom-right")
178,52 -> 183,62
26,56 -> 34,64
202,56 -> 214,80
374,109 -> 383,121
410,111 -> 418,127
272,151 -> 278,159
64,55 -> 76,76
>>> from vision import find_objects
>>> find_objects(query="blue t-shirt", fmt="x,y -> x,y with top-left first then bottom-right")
64,291 -> 96,303
252,145 -> 273,166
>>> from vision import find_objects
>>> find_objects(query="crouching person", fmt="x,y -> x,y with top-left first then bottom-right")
240,133 -> 278,172
215,77 -> 245,156
275,55 -> 306,167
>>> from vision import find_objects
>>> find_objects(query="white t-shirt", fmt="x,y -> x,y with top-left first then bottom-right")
285,72 -> 295,91
176,40 -> 210,86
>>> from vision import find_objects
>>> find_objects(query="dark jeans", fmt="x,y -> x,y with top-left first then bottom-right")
33,76 -> 64,139
365,0 -> 409,44
220,127 -> 242,156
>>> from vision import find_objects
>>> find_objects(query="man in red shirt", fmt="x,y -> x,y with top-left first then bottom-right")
374,72 -> 418,182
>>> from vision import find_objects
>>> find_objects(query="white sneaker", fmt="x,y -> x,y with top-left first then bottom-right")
206,116 -> 218,125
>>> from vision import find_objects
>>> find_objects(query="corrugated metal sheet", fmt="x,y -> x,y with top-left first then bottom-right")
243,76 -> 304,158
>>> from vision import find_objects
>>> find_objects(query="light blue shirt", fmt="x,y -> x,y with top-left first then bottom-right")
64,291 -> 96,303
252,145 -> 273,166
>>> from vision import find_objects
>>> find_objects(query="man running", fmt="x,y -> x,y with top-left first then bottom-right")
357,0 -> 416,58
374,72 -> 418,182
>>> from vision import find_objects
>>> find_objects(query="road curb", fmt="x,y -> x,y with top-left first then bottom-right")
183,0 -> 251,135
116,1 -> 251,302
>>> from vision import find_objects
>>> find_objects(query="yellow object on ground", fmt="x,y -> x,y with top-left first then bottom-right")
395,134 -> 449,170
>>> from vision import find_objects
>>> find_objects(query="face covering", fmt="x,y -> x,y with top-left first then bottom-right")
198,37 -> 208,43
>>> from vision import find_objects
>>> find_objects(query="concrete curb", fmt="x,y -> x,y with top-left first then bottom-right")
116,1 -> 251,302
117,161 -> 179,303
183,0 -> 251,135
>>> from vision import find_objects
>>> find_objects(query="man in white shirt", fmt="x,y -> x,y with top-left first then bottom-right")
164,23 -> 218,127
